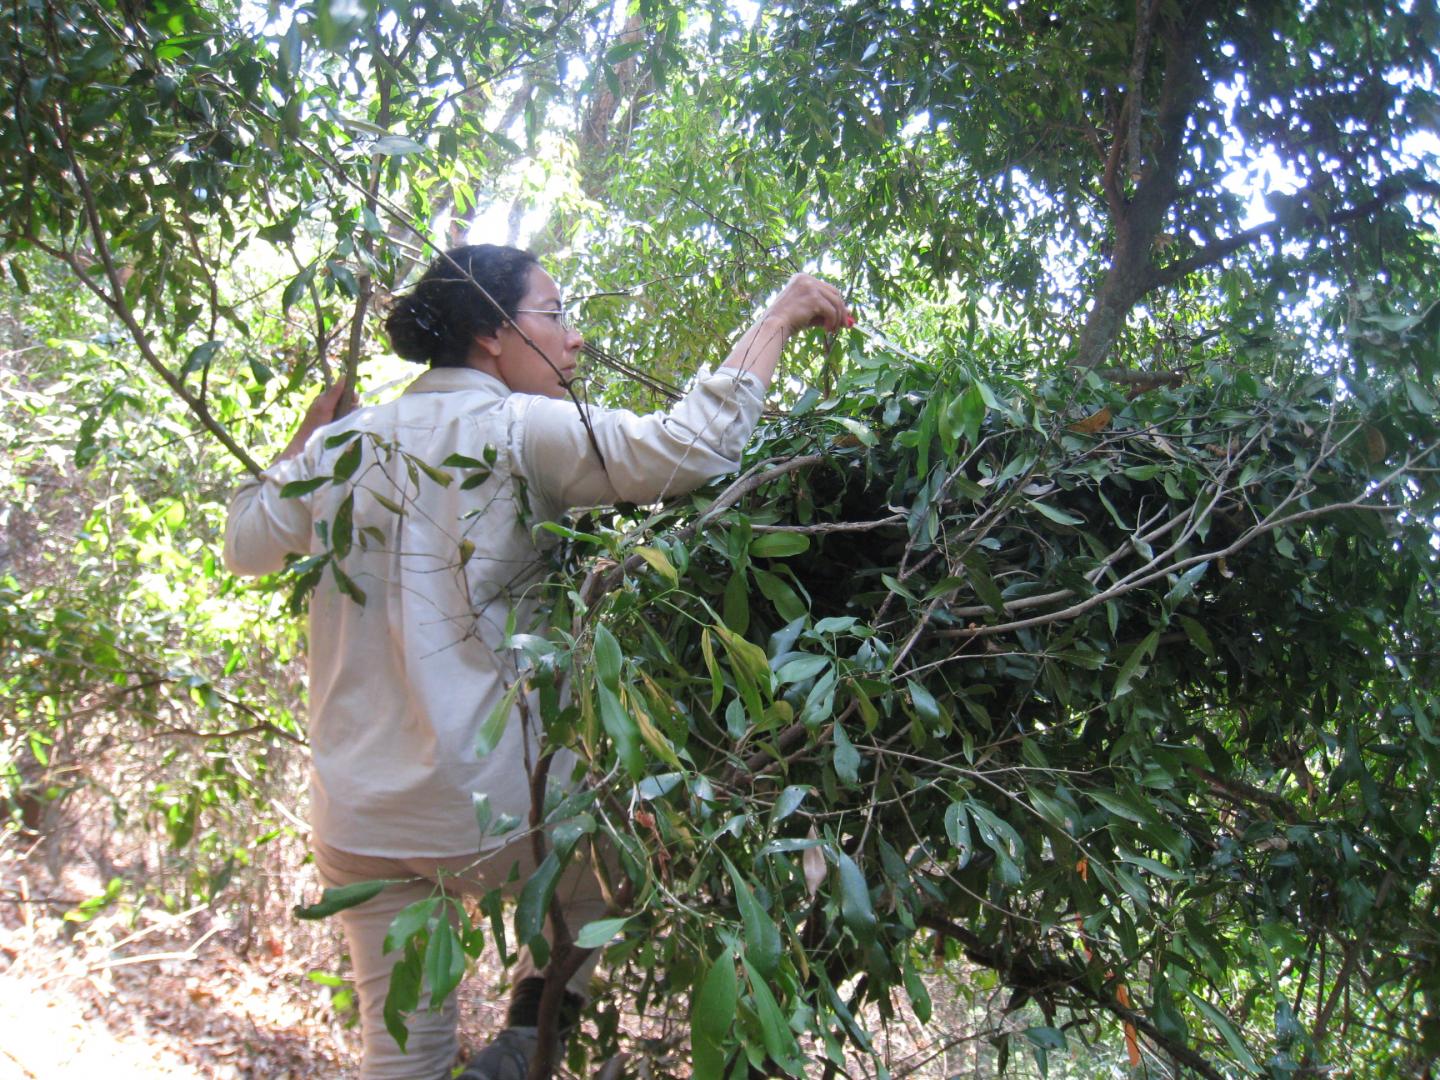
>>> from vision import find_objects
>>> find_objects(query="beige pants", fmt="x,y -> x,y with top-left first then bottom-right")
313,836 -> 609,1080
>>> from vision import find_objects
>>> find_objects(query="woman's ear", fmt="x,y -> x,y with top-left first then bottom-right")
472,331 -> 503,359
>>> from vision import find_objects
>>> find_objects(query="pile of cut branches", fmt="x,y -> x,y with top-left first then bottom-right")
527,342 -> 1440,1077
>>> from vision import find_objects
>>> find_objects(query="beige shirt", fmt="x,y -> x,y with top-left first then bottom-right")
224,366 -> 765,856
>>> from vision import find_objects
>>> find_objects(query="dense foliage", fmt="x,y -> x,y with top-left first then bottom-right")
3,0 -> 1438,1076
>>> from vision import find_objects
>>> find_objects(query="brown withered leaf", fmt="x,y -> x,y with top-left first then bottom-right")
1066,406 -> 1112,435
1363,424 -> 1388,464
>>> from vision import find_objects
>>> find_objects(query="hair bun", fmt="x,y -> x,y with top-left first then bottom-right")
385,295 -> 446,365
384,245 -> 540,368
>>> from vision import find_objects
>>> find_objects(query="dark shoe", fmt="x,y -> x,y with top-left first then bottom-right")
456,1026 -> 538,1080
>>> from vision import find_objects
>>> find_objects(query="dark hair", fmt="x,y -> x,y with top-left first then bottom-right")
384,244 -> 540,367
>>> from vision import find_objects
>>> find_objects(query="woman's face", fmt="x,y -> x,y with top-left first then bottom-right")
476,266 -> 583,399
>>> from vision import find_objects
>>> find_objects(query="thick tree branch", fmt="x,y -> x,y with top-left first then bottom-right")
1151,178 -> 1440,288
44,119 -> 263,477
1075,0 -> 1213,373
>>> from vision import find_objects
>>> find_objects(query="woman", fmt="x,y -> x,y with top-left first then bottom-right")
224,244 -> 848,1079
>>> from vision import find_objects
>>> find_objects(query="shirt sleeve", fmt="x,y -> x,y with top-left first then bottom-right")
513,368 -> 767,511
222,452 -> 318,577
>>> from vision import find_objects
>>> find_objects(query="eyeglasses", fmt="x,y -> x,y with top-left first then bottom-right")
514,307 -> 575,333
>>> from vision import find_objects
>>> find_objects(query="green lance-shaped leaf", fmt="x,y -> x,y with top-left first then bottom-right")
383,939 -> 423,1052
770,784 -> 809,825
723,569 -> 750,635
834,849 -> 877,943
331,436 -> 362,483
1113,630 -> 1159,697
1187,990 -> 1260,1072
384,896 -> 439,954
476,679 -> 521,757
592,624 -> 643,778
902,952 -> 933,1024
373,134 -> 428,156
1030,500 -> 1085,526
954,381 -> 986,446
724,854 -> 782,978
514,850 -> 562,955
906,679 -> 940,726
691,947 -> 738,1080
294,878 -> 397,919
749,532 -> 811,558
634,545 -> 679,584
594,623 -> 623,688
776,654 -> 829,685
744,958 -> 806,1074
424,914 -> 465,1011
1162,557 -> 1210,606
331,492 -> 355,558
280,475 -> 327,498
574,916 -> 631,949
832,722 -> 861,785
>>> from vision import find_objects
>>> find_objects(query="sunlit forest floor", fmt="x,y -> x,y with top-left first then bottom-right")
0,831 -> 1016,1079
0,838 -> 358,1077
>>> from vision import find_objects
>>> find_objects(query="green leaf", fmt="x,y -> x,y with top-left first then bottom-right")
944,801 -> 973,866
384,897 -> 439,954
880,573 -> 918,602
332,437 -> 362,482
382,942 -> 421,1052
330,561 -> 366,606
373,134 -> 427,156
574,916 -> 631,948
744,959 -> 805,1074
423,915 -> 464,1010
606,38 -> 647,63
514,850 -> 562,949
776,655 -> 829,684
409,456 -> 453,487
723,570 -> 750,634
331,492 -> 354,557
692,950 -> 738,1080
598,682 -> 643,778
1030,501 -> 1084,526
593,624 -> 623,688
961,553 -> 1006,615
749,532 -> 811,558
906,679 -> 940,726
1179,615 -> 1215,658
1187,991 -> 1259,1071
835,850 -> 876,943
477,679 -> 521,756
282,264 -> 316,310
954,382 -> 986,445
1024,1025 -> 1067,1050
834,416 -> 878,446
182,339 -> 222,376
1165,561 -> 1209,605
832,722 -> 861,785
724,855 -> 781,978
280,476 -> 327,498
293,879 -> 393,919
902,954 -> 932,1023
1113,630 -> 1159,697
1087,787 -> 1154,826
771,784 -> 809,825
753,568 -> 807,622
634,545 -> 679,584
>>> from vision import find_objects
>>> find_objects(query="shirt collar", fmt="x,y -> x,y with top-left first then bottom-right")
403,366 -> 510,397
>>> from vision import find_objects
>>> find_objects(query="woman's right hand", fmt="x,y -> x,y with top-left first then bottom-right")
762,273 -> 852,337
